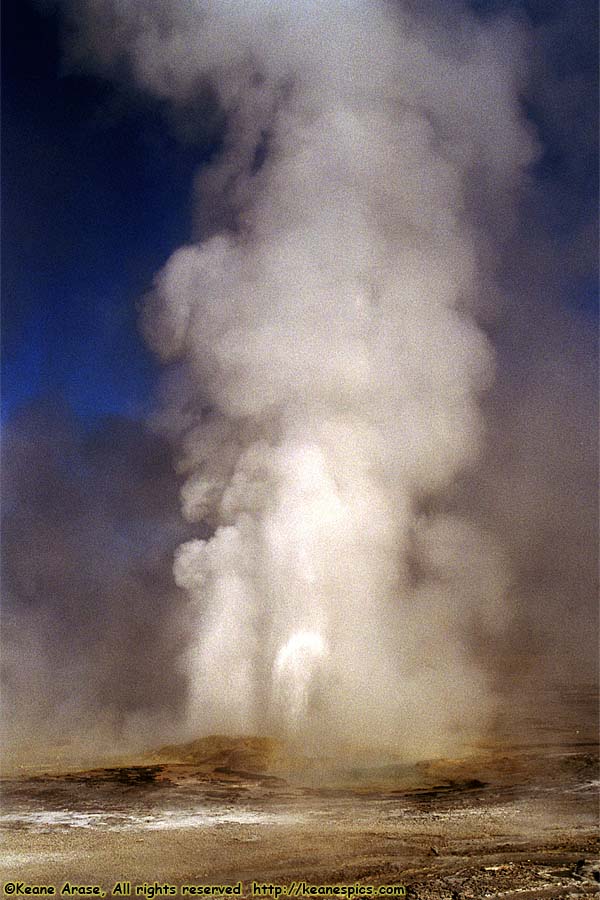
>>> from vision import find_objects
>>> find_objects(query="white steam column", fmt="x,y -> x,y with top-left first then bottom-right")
273,630 -> 328,735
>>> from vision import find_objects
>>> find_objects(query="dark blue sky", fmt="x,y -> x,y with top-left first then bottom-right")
2,0 -> 219,422
2,0 -> 598,425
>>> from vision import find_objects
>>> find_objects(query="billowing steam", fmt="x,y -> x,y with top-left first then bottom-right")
77,0 -> 537,752
2,0 -> 597,762
148,2 -> 538,753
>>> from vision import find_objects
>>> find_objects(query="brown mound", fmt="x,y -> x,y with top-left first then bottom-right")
145,734 -> 293,773
139,729 -> 599,796
140,734 -> 472,791
142,734 -> 416,787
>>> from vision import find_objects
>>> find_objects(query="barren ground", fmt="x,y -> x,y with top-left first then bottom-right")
2,685 -> 598,899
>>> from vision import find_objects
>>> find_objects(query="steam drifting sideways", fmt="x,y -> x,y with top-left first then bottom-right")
17,0 -> 595,758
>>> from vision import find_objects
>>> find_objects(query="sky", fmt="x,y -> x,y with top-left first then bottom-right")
1,0 -> 598,759
2,0 -> 219,421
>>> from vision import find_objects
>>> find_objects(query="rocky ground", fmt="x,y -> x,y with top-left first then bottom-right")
1,688 -> 598,899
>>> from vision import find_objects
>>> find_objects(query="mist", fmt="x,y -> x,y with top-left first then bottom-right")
1,400 -> 193,762
3,0 -> 597,762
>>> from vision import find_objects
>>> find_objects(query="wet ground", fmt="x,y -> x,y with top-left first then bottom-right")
1,685 -> 598,899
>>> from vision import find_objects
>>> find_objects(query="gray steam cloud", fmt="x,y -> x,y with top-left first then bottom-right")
1,402 -> 194,761
4,0 -> 597,761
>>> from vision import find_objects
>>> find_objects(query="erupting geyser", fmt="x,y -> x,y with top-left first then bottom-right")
50,0 -> 546,754
0,0 -> 595,776
138,0 -> 538,754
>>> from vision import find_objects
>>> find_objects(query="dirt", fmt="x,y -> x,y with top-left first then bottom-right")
1,690 -> 598,899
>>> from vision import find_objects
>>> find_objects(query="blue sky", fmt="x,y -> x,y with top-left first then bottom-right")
2,0 -> 218,421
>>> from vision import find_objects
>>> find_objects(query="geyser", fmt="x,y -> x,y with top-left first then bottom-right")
46,0 -> 584,757
2,0 -> 596,771
136,0 -> 537,754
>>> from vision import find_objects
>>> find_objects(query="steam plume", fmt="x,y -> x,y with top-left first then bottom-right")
65,0 -> 540,752
4,0 -> 596,760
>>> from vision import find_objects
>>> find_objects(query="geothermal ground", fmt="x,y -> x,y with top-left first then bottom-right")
1,684 -> 598,900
